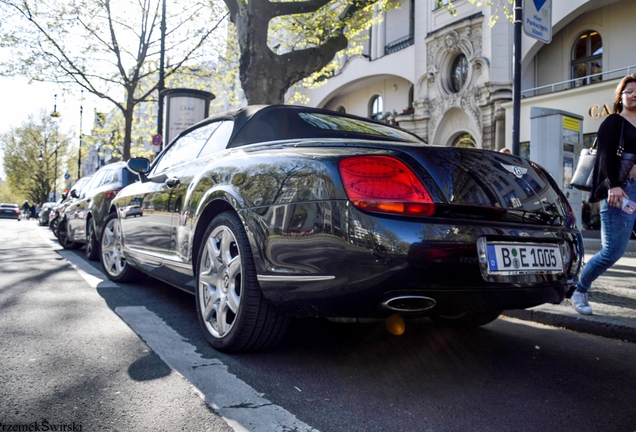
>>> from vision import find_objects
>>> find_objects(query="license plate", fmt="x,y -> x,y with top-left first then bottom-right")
486,242 -> 562,274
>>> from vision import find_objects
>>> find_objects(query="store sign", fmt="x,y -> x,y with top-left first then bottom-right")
589,104 -> 612,119
523,0 -> 552,43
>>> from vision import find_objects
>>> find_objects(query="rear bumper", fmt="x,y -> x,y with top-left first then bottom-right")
244,201 -> 582,318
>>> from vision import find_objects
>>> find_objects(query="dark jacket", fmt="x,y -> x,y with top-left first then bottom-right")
591,114 -> 636,202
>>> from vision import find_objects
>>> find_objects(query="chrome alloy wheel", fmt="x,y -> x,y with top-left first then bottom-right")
101,216 -> 127,278
198,224 -> 242,338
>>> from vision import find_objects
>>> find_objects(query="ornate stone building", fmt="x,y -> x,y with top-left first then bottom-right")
298,0 -> 636,155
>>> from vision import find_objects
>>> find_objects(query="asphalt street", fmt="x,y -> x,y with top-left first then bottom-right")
2,219 -> 635,432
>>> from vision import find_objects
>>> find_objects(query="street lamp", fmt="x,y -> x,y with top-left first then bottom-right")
51,94 -> 62,201
78,89 -> 83,178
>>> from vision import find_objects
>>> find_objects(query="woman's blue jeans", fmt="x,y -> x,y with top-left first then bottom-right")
577,178 -> 636,292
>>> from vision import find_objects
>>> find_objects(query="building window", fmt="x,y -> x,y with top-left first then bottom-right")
452,133 -> 476,148
450,54 -> 469,93
369,95 -> 383,120
336,106 -> 346,114
434,0 -> 452,10
572,31 -> 602,87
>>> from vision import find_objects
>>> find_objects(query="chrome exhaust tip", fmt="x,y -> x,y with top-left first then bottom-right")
382,296 -> 436,313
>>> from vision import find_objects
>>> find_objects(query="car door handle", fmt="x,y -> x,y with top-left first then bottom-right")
165,177 -> 181,188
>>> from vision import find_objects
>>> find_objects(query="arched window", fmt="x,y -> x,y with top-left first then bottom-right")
336,106 -> 346,114
369,95 -> 383,120
572,31 -> 602,87
450,54 -> 469,93
452,133 -> 476,148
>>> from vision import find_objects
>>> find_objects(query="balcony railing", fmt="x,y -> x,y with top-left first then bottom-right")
385,34 -> 414,55
522,65 -> 636,98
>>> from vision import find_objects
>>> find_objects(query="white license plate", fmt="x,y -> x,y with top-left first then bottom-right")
486,242 -> 562,274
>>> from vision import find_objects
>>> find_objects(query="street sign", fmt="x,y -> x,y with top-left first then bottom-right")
523,0 -> 552,43
64,173 -> 70,180
152,133 -> 162,146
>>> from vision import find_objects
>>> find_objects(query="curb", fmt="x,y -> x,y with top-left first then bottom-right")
503,308 -> 636,344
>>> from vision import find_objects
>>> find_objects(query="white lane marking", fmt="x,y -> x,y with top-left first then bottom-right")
116,306 -> 318,432
34,224 -> 119,288
57,250 -> 120,288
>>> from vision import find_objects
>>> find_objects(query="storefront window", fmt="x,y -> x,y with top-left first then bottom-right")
572,31 -> 603,87
452,133 -> 476,148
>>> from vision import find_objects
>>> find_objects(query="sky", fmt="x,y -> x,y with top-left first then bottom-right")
0,76 -> 102,179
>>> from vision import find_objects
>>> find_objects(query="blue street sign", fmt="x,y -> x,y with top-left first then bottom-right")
64,173 -> 70,180
523,0 -> 552,44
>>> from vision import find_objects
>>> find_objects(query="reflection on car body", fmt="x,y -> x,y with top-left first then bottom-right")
100,105 -> 583,353
123,205 -> 143,218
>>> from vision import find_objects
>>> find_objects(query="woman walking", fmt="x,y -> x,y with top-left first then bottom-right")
571,73 -> 636,315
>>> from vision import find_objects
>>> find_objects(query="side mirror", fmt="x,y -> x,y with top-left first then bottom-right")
127,157 -> 150,174
70,189 -> 79,199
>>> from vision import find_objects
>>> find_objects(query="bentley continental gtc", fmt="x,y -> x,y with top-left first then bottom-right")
100,105 -> 583,352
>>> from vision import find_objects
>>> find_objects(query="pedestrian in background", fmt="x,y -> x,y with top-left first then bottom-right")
571,73 -> 636,315
22,200 -> 30,219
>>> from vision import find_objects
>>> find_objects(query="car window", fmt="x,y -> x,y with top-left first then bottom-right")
153,122 -> 221,174
197,120 -> 234,158
98,169 -> 115,187
86,170 -> 107,190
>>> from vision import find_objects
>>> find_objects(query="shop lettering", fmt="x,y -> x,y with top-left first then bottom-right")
588,104 -> 611,119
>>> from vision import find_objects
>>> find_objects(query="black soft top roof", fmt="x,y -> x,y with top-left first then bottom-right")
182,105 -> 425,148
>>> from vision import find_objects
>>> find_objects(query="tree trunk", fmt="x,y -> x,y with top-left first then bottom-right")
227,0 -> 349,105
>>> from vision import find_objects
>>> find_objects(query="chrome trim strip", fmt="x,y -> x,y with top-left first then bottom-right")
124,248 -> 191,270
257,275 -> 335,282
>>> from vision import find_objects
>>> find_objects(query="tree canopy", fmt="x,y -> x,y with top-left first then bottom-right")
0,0 -> 227,159
1,112 -> 71,204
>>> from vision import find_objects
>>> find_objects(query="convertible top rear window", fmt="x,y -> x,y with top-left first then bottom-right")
298,112 -> 419,143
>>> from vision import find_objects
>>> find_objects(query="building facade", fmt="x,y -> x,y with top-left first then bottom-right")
299,0 -> 636,157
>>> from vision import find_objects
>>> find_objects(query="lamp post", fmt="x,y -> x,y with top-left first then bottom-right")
157,0 -> 166,152
51,94 -> 62,201
78,89 -> 83,178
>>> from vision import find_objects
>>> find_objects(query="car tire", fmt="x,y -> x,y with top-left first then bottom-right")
57,218 -> 82,250
430,310 -> 502,328
195,212 -> 291,352
100,212 -> 143,282
85,220 -> 100,261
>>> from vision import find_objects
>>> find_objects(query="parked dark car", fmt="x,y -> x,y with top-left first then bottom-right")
50,176 -> 92,236
58,162 -> 138,260
0,203 -> 21,220
100,105 -> 583,352
38,202 -> 56,226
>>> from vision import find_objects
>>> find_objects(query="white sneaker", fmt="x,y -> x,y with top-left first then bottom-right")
571,290 -> 593,315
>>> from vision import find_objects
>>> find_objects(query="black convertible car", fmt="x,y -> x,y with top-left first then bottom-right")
102,105 -> 583,352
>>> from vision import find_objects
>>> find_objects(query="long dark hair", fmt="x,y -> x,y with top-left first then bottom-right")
613,73 -> 636,113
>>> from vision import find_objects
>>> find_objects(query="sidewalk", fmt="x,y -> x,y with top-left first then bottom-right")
504,238 -> 636,343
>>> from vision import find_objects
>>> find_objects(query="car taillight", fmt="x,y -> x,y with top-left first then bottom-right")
104,189 -> 121,200
338,156 -> 435,216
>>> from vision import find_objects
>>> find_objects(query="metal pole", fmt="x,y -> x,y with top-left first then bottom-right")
51,93 -> 61,201
54,148 -> 58,202
512,0 -> 522,156
78,90 -> 83,178
157,0 -> 166,152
